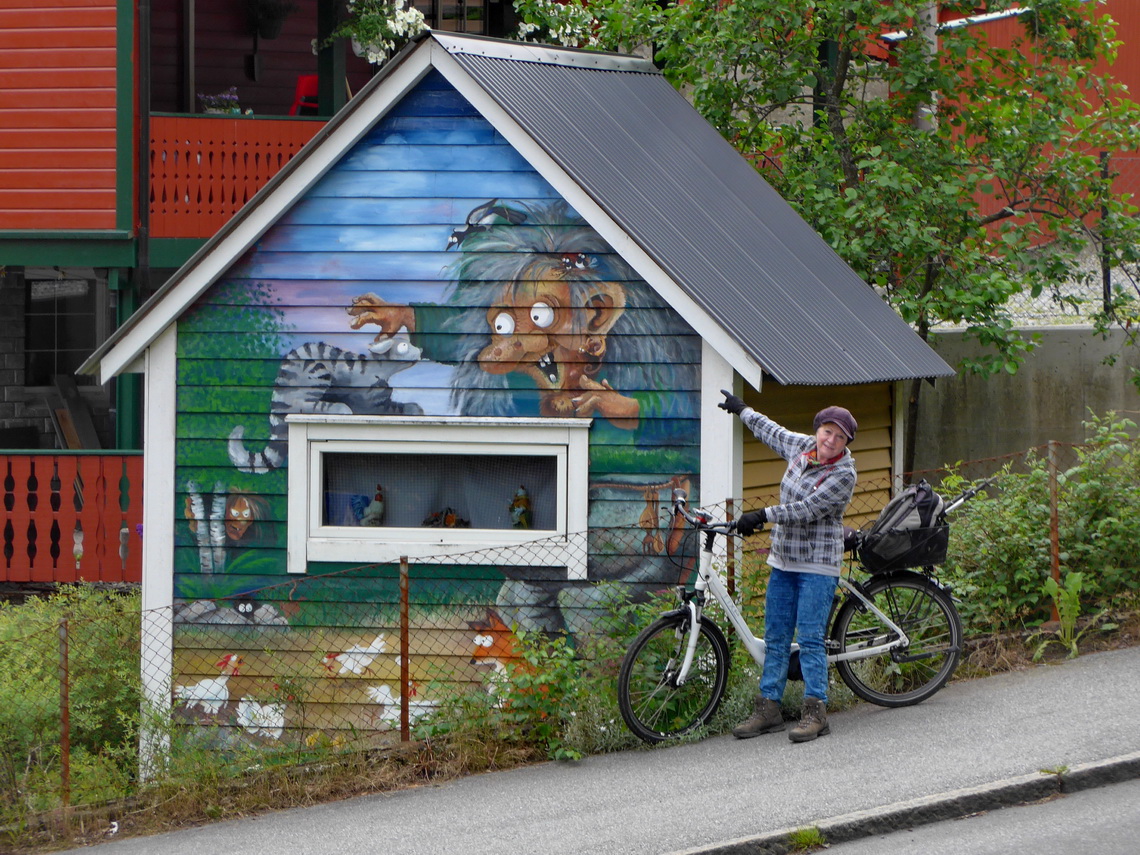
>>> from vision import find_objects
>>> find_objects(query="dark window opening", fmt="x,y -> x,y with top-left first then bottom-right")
24,267 -> 106,388
322,451 -> 557,530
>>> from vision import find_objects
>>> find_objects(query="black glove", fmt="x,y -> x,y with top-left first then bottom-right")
734,509 -> 767,536
718,389 -> 746,416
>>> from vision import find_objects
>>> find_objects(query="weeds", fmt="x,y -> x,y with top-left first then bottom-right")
787,826 -> 826,850
1028,573 -> 1113,660
942,413 -> 1140,636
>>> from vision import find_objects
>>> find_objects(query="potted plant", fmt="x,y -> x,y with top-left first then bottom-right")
246,0 -> 298,40
198,87 -> 245,115
323,0 -> 427,65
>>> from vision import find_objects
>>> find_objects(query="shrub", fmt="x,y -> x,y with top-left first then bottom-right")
0,586 -> 141,822
941,413 -> 1140,634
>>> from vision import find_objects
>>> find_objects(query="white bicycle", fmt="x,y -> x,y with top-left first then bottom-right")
617,486 -> 981,744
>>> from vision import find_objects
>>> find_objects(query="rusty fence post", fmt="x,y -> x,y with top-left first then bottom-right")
58,617 -> 71,830
399,556 -> 410,741
1047,441 -> 1062,622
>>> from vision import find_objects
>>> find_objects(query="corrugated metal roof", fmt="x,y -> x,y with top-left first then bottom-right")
436,33 -> 953,385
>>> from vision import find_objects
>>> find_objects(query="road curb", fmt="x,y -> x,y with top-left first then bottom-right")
667,751 -> 1140,855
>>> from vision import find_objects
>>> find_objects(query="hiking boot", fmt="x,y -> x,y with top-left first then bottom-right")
788,696 -> 830,743
732,695 -> 785,739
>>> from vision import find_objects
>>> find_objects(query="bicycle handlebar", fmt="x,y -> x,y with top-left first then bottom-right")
941,477 -> 996,516
671,488 -> 739,536
672,476 -> 994,540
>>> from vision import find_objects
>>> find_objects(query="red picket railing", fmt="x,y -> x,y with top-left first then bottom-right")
0,453 -> 143,584
149,114 -> 325,239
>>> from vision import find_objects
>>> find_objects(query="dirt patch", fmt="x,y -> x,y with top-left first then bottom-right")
958,608 -> 1140,678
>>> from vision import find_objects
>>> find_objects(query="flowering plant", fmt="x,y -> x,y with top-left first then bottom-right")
323,0 -> 427,65
513,0 -> 601,48
198,86 -> 243,114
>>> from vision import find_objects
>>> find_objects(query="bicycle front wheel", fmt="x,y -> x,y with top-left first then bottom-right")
618,614 -> 730,744
831,573 -> 962,707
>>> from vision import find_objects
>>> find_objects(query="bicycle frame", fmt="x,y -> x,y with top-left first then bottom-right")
673,520 -> 913,687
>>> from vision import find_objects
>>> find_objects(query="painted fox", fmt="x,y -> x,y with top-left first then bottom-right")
468,610 -> 553,710
468,610 -> 523,678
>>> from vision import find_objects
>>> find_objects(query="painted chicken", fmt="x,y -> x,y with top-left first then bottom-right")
366,682 -> 436,725
235,696 -> 286,739
174,653 -> 243,716
323,633 -> 387,676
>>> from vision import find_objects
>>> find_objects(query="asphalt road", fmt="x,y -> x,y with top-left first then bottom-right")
66,646 -> 1140,855
822,776 -> 1140,855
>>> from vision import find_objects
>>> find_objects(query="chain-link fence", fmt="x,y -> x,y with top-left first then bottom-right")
3,431 -> 1138,830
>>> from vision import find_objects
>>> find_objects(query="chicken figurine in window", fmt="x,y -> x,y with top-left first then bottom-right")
510,485 -> 532,529
360,484 -> 385,526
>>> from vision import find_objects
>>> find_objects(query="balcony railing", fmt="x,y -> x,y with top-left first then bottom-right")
1,453 -> 143,584
149,115 -> 325,239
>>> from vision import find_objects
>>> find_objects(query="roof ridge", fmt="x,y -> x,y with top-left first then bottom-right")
430,31 -> 659,74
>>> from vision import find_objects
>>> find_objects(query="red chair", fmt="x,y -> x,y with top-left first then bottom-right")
288,75 -> 319,115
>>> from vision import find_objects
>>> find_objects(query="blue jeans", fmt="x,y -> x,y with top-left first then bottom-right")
760,568 -> 837,704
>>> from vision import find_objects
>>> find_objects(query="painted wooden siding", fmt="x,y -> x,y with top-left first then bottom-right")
172,69 -> 698,622
0,0 -> 120,231
166,70 -> 704,738
742,382 -> 892,531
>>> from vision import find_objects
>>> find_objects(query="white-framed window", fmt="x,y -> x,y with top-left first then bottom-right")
286,415 -> 591,574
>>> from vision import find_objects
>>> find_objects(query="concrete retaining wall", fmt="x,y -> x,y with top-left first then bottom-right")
912,326 -> 1140,472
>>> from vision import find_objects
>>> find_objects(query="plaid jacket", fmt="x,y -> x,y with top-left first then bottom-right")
740,408 -> 857,569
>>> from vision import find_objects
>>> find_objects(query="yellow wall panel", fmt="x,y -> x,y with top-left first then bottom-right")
740,382 -> 894,527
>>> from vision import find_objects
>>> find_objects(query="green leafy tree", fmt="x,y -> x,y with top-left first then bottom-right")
510,0 -> 1140,470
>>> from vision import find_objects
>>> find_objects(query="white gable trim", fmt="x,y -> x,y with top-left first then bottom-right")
139,326 -> 176,748
699,342 -> 743,512
430,42 -> 767,390
93,49 -> 437,383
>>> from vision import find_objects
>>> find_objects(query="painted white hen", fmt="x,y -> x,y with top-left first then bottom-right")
174,653 -> 242,716
235,696 -> 286,739
323,633 -> 387,676
366,682 -> 436,725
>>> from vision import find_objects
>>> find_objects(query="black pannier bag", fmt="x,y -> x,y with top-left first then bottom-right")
858,479 -> 949,572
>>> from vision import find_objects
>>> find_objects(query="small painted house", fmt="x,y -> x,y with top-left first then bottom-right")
84,32 -> 951,741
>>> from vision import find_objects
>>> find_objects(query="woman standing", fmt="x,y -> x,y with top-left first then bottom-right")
718,390 -> 857,743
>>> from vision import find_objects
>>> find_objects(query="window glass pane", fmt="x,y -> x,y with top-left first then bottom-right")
24,267 -> 101,386
323,452 -> 557,530
413,0 -> 494,34
440,1 -> 461,31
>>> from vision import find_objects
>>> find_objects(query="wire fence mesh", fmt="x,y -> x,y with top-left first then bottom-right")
2,432 -> 1137,828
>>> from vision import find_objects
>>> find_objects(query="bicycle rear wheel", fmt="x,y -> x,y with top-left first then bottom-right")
618,614 -> 730,744
831,573 -> 962,707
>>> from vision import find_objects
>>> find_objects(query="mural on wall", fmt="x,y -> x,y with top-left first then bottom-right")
227,322 -> 424,475
168,73 -> 704,742
184,481 -> 274,574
